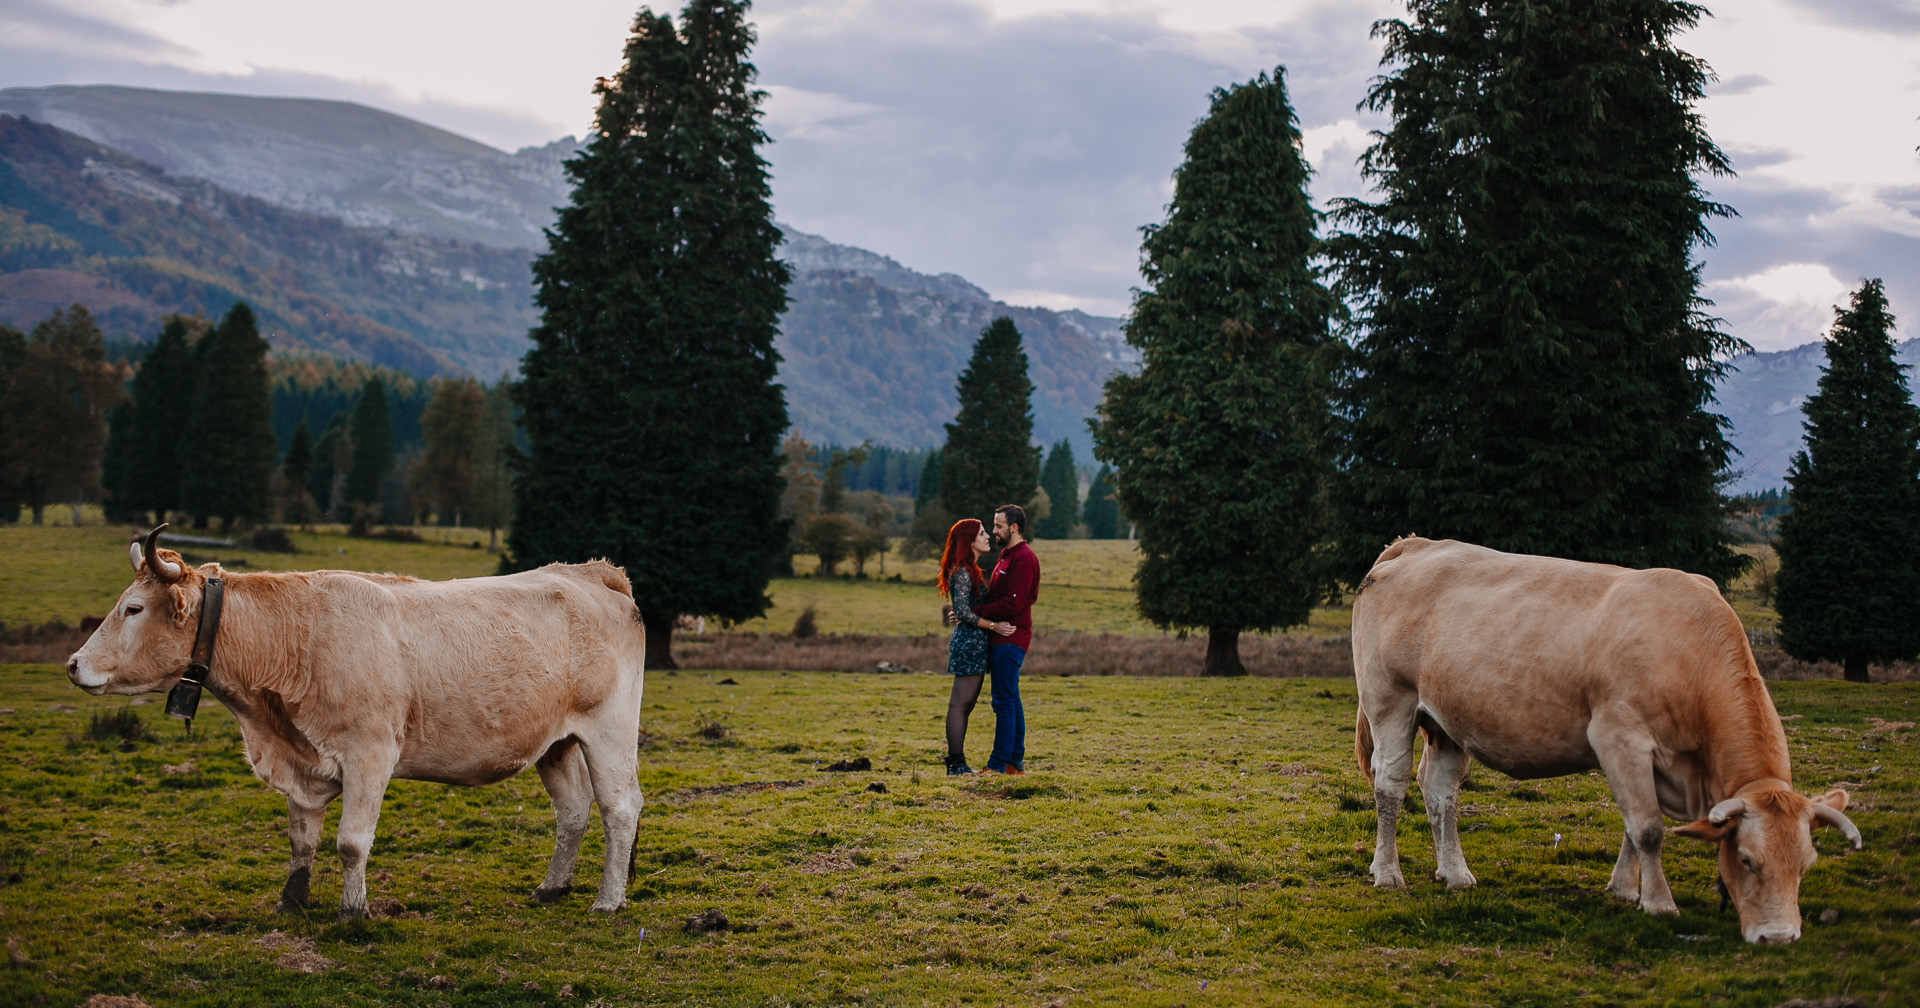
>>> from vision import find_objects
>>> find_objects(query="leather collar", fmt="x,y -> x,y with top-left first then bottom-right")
164,576 -> 224,733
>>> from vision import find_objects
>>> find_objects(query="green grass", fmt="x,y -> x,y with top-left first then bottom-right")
2,664 -> 1914,1007
0,524 -> 504,629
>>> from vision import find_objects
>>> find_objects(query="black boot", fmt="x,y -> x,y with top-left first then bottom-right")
945,755 -> 975,776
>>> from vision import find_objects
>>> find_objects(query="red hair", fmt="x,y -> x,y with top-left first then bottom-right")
938,518 -> 987,596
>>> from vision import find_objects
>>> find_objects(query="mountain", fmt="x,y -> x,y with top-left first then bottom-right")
0,85 -> 1130,455
1717,337 -> 1920,494
0,114 -> 537,378
0,85 -> 574,250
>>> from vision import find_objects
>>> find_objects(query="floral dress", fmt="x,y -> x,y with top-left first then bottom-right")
946,566 -> 990,677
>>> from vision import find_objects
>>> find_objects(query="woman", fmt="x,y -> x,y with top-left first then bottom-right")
938,517 -> 996,775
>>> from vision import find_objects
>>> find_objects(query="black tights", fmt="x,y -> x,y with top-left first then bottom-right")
946,674 -> 984,761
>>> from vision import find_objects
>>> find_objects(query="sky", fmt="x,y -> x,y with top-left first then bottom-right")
2,0 -> 1917,352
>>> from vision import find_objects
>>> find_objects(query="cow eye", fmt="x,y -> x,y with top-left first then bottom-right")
124,604 -> 143,617
1739,854 -> 1756,873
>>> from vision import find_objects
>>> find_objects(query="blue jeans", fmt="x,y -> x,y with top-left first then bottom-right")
986,645 -> 1026,771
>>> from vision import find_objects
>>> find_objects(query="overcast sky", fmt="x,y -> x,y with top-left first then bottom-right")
3,0 -> 1916,351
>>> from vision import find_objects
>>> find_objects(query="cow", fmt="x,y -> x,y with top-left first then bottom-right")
1351,537 -> 1861,944
66,526 -> 647,921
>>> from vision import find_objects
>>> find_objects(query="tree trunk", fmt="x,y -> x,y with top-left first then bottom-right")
642,609 -> 678,671
1204,628 -> 1247,677
1844,654 -> 1870,683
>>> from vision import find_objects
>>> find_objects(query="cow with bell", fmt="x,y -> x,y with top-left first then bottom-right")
67,526 -> 648,920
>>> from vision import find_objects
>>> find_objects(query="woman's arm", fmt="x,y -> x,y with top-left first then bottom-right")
947,569 -> 983,627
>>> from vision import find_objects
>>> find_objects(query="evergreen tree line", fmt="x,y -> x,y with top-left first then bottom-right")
0,300 -> 519,543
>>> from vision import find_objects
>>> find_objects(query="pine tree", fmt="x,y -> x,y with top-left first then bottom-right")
309,413 -> 350,518
419,377 -> 489,525
1327,0 -> 1746,586
914,448 -> 942,516
940,317 -> 1040,530
345,375 -> 394,515
1082,464 -> 1120,540
510,0 -> 790,669
281,419 -> 315,526
1035,440 -> 1079,539
1774,280 -> 1920,683
121,316 -> 199,524
179,302 -> 275,530
470,381 -> 517,553
1091,68 -> 1339,677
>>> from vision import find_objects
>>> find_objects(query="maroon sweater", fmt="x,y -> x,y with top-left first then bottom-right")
972,540 -> 1039,651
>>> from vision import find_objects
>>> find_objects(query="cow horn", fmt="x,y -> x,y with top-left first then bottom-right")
1707,797 -> 1747,826
1811,802 -> 1863,850
140,524 -> 184,582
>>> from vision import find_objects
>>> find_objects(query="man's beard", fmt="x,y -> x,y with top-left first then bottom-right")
990,533 -> 1005,547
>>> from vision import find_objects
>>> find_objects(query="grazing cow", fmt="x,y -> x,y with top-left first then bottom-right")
67,527 -> 646,920
1352,537 -> 1861,943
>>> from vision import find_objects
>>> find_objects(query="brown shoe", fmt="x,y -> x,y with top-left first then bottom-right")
997,766 -> 1026,776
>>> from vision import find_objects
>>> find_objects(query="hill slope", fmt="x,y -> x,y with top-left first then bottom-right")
0,114 -> 536,377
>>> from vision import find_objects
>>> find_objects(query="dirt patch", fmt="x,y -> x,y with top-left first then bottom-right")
252,931 -> 339,973
822,757 -> 871,772
77,997 -> 158,1008
676,780 -> 808,800
800,852 -> 857,874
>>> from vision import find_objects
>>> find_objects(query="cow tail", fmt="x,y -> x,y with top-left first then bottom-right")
1355,706 -> 1376,786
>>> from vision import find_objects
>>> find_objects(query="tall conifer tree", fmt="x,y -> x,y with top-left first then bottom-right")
1327,0 -> 1746,585
179,302 -> 275,530
1091,69 -> 1338,677
1035,440 -> 1078,539
345,375 -> 394,512
1082,464 -> 1120,540
1774,280 -> 1920,683
510,0 -> 789,668
940,317 -> 1040,530
122,316 -> 198,523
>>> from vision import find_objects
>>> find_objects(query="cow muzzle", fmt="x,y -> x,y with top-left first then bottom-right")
1747,923 -> 1801,944
66,654 -> 111,692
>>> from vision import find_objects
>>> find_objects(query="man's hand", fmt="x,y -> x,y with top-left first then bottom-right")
992,621 -> 1015,637
943,606 -> 959,627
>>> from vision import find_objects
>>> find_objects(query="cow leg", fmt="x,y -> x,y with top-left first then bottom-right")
333,756 -> 397,921
1606,834 -> 1641,904
577,735 -> 643,914
1363,695 -> 1421,891
1418,724 -> 1476,889
533,739 -> 592,903
1590,733 -> 1678,914
278,783 -> 337,913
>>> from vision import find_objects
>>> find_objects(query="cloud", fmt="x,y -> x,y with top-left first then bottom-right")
754,0 -> 1389,312
1781,0 -> 1920,35
1708,73 -> 1772,97
761,84 -> 886,143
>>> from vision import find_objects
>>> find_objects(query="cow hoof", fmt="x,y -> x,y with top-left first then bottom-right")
589,899 -> 626,914
274,900 -> 304,915
1640,898 -> 1679,916
1436,871 -> 1477,889
1371,870 -> 1408,891
336,907 -> 367,923
533,884 -> 573,905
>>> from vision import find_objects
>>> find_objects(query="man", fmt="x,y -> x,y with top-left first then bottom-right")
969,504 -> 1040,775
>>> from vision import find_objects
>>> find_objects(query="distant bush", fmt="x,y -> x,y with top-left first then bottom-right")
791,605 -> 819,639
247,527 -> 297,553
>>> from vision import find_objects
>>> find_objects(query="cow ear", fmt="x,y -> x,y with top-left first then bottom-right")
1670,818 -> 1730,843
1810,788 -> 1848,812
129,540 -> 145,574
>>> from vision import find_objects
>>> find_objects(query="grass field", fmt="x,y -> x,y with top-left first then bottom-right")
1,661 -> 1915,1007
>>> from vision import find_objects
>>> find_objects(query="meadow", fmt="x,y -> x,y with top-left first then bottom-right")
3,523 -> 1917,1006
1,663 -> 1915,1007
